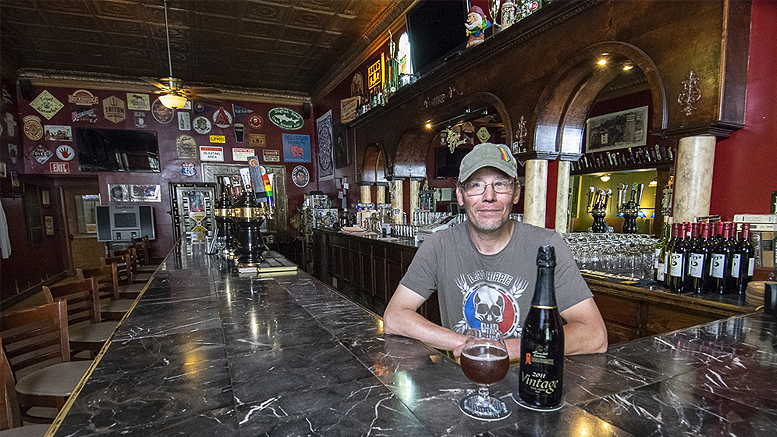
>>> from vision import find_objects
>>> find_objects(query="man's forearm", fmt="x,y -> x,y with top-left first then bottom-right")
562,320 -> 608,355
384,307 -> 466,352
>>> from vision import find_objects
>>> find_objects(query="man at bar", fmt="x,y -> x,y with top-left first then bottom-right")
384,142 -> 607,358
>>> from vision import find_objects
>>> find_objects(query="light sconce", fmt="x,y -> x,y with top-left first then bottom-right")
649,179 -> 658,187
425,120 -> 433,129
597,58 -> 608,66
159,93 -> 187,109
600,174 -> 611,182
623,62 -> 634,71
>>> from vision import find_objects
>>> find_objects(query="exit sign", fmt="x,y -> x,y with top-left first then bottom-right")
50,162 -> 70,174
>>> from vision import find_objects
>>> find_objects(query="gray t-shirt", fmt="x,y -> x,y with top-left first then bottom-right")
400,220 -> 592,339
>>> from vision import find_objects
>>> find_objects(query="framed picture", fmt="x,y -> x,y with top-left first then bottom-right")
585,105 -> 648,153
334,124 -> 349,168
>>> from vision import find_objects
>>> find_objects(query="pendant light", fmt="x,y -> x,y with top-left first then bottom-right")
159,0 -> 187,109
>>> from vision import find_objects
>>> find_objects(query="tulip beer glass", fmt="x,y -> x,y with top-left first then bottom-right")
459,329 -> 511,420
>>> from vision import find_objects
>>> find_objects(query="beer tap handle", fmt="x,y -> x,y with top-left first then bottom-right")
603,189 -> 612,210
586,186 -> 595,212
616,183 -> 626,210
636,183 -> 645,208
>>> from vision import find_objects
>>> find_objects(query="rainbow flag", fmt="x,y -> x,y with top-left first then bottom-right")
260,166 -> 274,207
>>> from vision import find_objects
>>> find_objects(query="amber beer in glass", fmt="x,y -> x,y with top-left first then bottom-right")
516,245 -> 565,410
458,329 -> 511,420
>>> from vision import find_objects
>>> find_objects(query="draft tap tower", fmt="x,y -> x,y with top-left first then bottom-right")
211,176 -> 235,256
232,159 -> 274,265
616,183 -> 644,234
586,186 -> 611,233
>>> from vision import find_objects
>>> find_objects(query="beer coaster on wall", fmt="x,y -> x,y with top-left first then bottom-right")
30,143 -> 53,164
68,89 -> 99,106
55,144 -> 75,161
72,107 -> 98,123
103,95 -> 126,124
213,107 -> 232,128
269,107 -> 303,130
126,93 -> 150,111
176,135 -> 197,159
292,165 -> 309,188
192,116 -> 212,134
23,115 -> 43,140
151,99 -> 175,124
44,125 -> 72,141
248,114 -> 263,130
249,133 -> 266,147
181,162 -> 196,177
134,111 -> 146,128
178,111 -> 191,131
30,90 -> 64,120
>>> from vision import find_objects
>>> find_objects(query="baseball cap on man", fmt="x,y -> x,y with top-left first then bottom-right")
458,143 -> 518,183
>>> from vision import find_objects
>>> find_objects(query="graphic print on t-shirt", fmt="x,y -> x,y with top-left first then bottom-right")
453,270 -> 528,338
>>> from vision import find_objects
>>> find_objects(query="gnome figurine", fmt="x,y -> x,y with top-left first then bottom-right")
465,5 -> 491,48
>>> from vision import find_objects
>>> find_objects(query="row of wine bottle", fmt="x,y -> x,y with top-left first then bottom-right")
654,221 -> 755,294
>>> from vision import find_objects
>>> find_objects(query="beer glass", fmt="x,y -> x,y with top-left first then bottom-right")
459,329 -> 511,420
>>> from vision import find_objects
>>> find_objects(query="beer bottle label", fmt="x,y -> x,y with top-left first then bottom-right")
731,254 -> 741,278
710,254 -> 726,278
670,253 -> 684,277
689,253 -> 705,278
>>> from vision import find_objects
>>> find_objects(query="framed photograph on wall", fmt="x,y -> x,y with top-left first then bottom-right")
585,105 -> 648,153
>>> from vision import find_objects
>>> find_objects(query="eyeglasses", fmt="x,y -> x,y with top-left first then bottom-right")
461,179 -> 515,196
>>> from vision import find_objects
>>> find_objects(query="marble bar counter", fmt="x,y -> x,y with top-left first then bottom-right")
50,241 -> 777,436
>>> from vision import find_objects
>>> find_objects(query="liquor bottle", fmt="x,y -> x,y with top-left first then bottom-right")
709,222 -> 734,293
731,223 -> 755,294
685,222 -> 711,294
663,222 -> 680,288
518,245 -> 564,410
668,222 -> 690,292
654,221 -> 671,283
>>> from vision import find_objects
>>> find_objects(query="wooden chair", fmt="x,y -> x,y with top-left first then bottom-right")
77,264 -> 134,321
131,236 -> 161,273
110,248 -> 152,284
0,301 -> 92,424
100,255 -> 145,299
42,278 -> 119,358
1,339 -> 51,436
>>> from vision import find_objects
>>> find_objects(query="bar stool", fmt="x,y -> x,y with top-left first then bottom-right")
42,278 -> 119,359
1,339 -> 51,436
100,255 -> 145,299
0,301 -> 92,424
77,264 -> 134,321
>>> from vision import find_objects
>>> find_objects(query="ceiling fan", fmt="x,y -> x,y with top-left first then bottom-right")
145,0 -> 220,109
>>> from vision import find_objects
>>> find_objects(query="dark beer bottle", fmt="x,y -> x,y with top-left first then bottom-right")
518,245 -> 564,409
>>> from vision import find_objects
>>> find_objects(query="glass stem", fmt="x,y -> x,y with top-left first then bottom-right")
477,384 -> 490,400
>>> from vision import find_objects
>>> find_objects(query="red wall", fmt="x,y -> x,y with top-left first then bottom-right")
711,0 -> 777,219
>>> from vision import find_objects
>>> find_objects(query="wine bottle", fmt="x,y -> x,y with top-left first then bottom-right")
685,222 -> 711,294
518,245 -> 564,410
654,221 -> 671,283
663,222 -> 680,288
731,223 -> 755,295
668,222 -> 690,293
709,222 -> 734,294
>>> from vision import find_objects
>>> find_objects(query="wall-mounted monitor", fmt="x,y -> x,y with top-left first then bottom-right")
405,0 -> 469,76
75,128 -> 160,172
96,205 -> 155,242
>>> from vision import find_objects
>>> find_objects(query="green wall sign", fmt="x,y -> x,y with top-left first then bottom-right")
268,107 -> 304,130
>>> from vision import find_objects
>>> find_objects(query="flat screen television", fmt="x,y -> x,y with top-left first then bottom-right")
405,0 -> 469,76
435,146 -> 472,179
75,128 -> 161,172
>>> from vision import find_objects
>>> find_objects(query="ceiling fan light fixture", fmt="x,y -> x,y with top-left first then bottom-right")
159,93 -> 187,109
